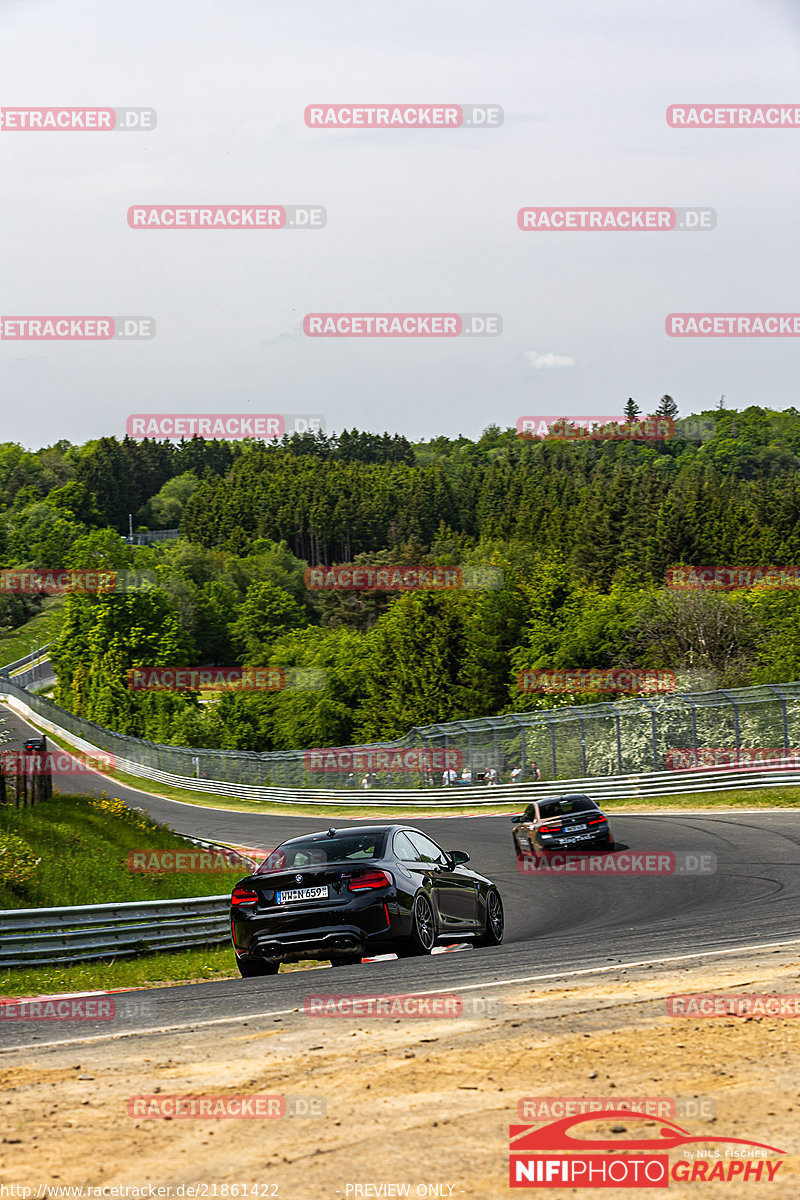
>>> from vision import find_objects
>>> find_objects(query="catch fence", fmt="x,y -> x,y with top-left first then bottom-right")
2,672 -> 800,792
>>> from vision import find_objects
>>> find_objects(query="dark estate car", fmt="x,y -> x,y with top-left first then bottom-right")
230,824 -> 504,976
511,794 -> 614,858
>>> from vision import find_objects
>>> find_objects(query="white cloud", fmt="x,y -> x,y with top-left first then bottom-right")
524,350 -> 576,369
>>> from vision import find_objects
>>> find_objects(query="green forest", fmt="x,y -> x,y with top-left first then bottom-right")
2,405 -> 800,752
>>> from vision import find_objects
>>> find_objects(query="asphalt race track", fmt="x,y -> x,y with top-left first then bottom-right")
3,706 -> 800,1050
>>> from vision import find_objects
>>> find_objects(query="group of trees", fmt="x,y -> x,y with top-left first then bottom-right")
44,543 -> 800,751
181,408 -> 800,584
3,406 -> 800,752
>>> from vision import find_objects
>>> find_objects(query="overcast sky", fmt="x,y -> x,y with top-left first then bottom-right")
1,0 -> 799,449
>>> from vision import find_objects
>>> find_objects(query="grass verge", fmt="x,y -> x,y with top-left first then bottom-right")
0,793 -> 333,997
0,946 -> 328,999
0,793 -> 245,909
0,598 -> 64,666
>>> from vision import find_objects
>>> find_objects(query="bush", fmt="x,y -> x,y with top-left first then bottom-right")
89,794 -> 152,832
0,831 -> 41,886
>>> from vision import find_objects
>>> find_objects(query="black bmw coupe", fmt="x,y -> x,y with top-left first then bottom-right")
230,824 -> 504,975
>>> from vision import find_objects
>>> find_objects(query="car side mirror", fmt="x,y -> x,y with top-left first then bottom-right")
448,850 -> 470,866
510,814 -> 523,824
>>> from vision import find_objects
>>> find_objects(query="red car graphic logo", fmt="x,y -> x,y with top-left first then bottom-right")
510,1111 -> 785,1155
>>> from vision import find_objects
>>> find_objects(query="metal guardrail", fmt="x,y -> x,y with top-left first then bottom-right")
4,660 -> 800,805
4,689 -> 800,807
125,529 -> 180,545
0,894 -> 230,967
5,666 -> 800,794
0,643 -> 53,677
7,663 -> 55,692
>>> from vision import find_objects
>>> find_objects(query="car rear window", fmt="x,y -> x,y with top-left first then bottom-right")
537,798 -> 598,819
256,831 -> 386,871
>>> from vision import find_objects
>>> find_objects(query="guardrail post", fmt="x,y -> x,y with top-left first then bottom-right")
601,702 -> 623,774
546,711 -> 557,779
578,716 -> 587,776
718,689 -> 741,755
637,698 -> 659,771
508,714 -> 526,777
680,693 -> 699,759
765,684 -> 790,749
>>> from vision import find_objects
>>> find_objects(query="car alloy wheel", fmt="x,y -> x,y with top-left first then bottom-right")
399,892 -> 437,956
475,888 -> 504,946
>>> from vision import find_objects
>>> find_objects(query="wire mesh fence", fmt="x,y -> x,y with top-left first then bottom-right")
2,673 -> 800,791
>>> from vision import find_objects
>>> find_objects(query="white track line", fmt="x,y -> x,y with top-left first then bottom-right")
4,936 -> 800,1054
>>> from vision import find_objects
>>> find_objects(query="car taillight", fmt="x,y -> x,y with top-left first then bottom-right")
587,817 -> 607,825
231,886 -> 259,906
348,869 -> 392,891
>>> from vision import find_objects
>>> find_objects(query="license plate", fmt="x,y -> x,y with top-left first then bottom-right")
569,823 -> 587,831
277,885 -> 329,904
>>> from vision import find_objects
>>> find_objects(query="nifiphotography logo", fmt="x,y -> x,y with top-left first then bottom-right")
509,1111 -> 785,1187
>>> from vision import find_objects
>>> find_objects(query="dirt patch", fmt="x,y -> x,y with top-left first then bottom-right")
0,950 -> 798,1198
